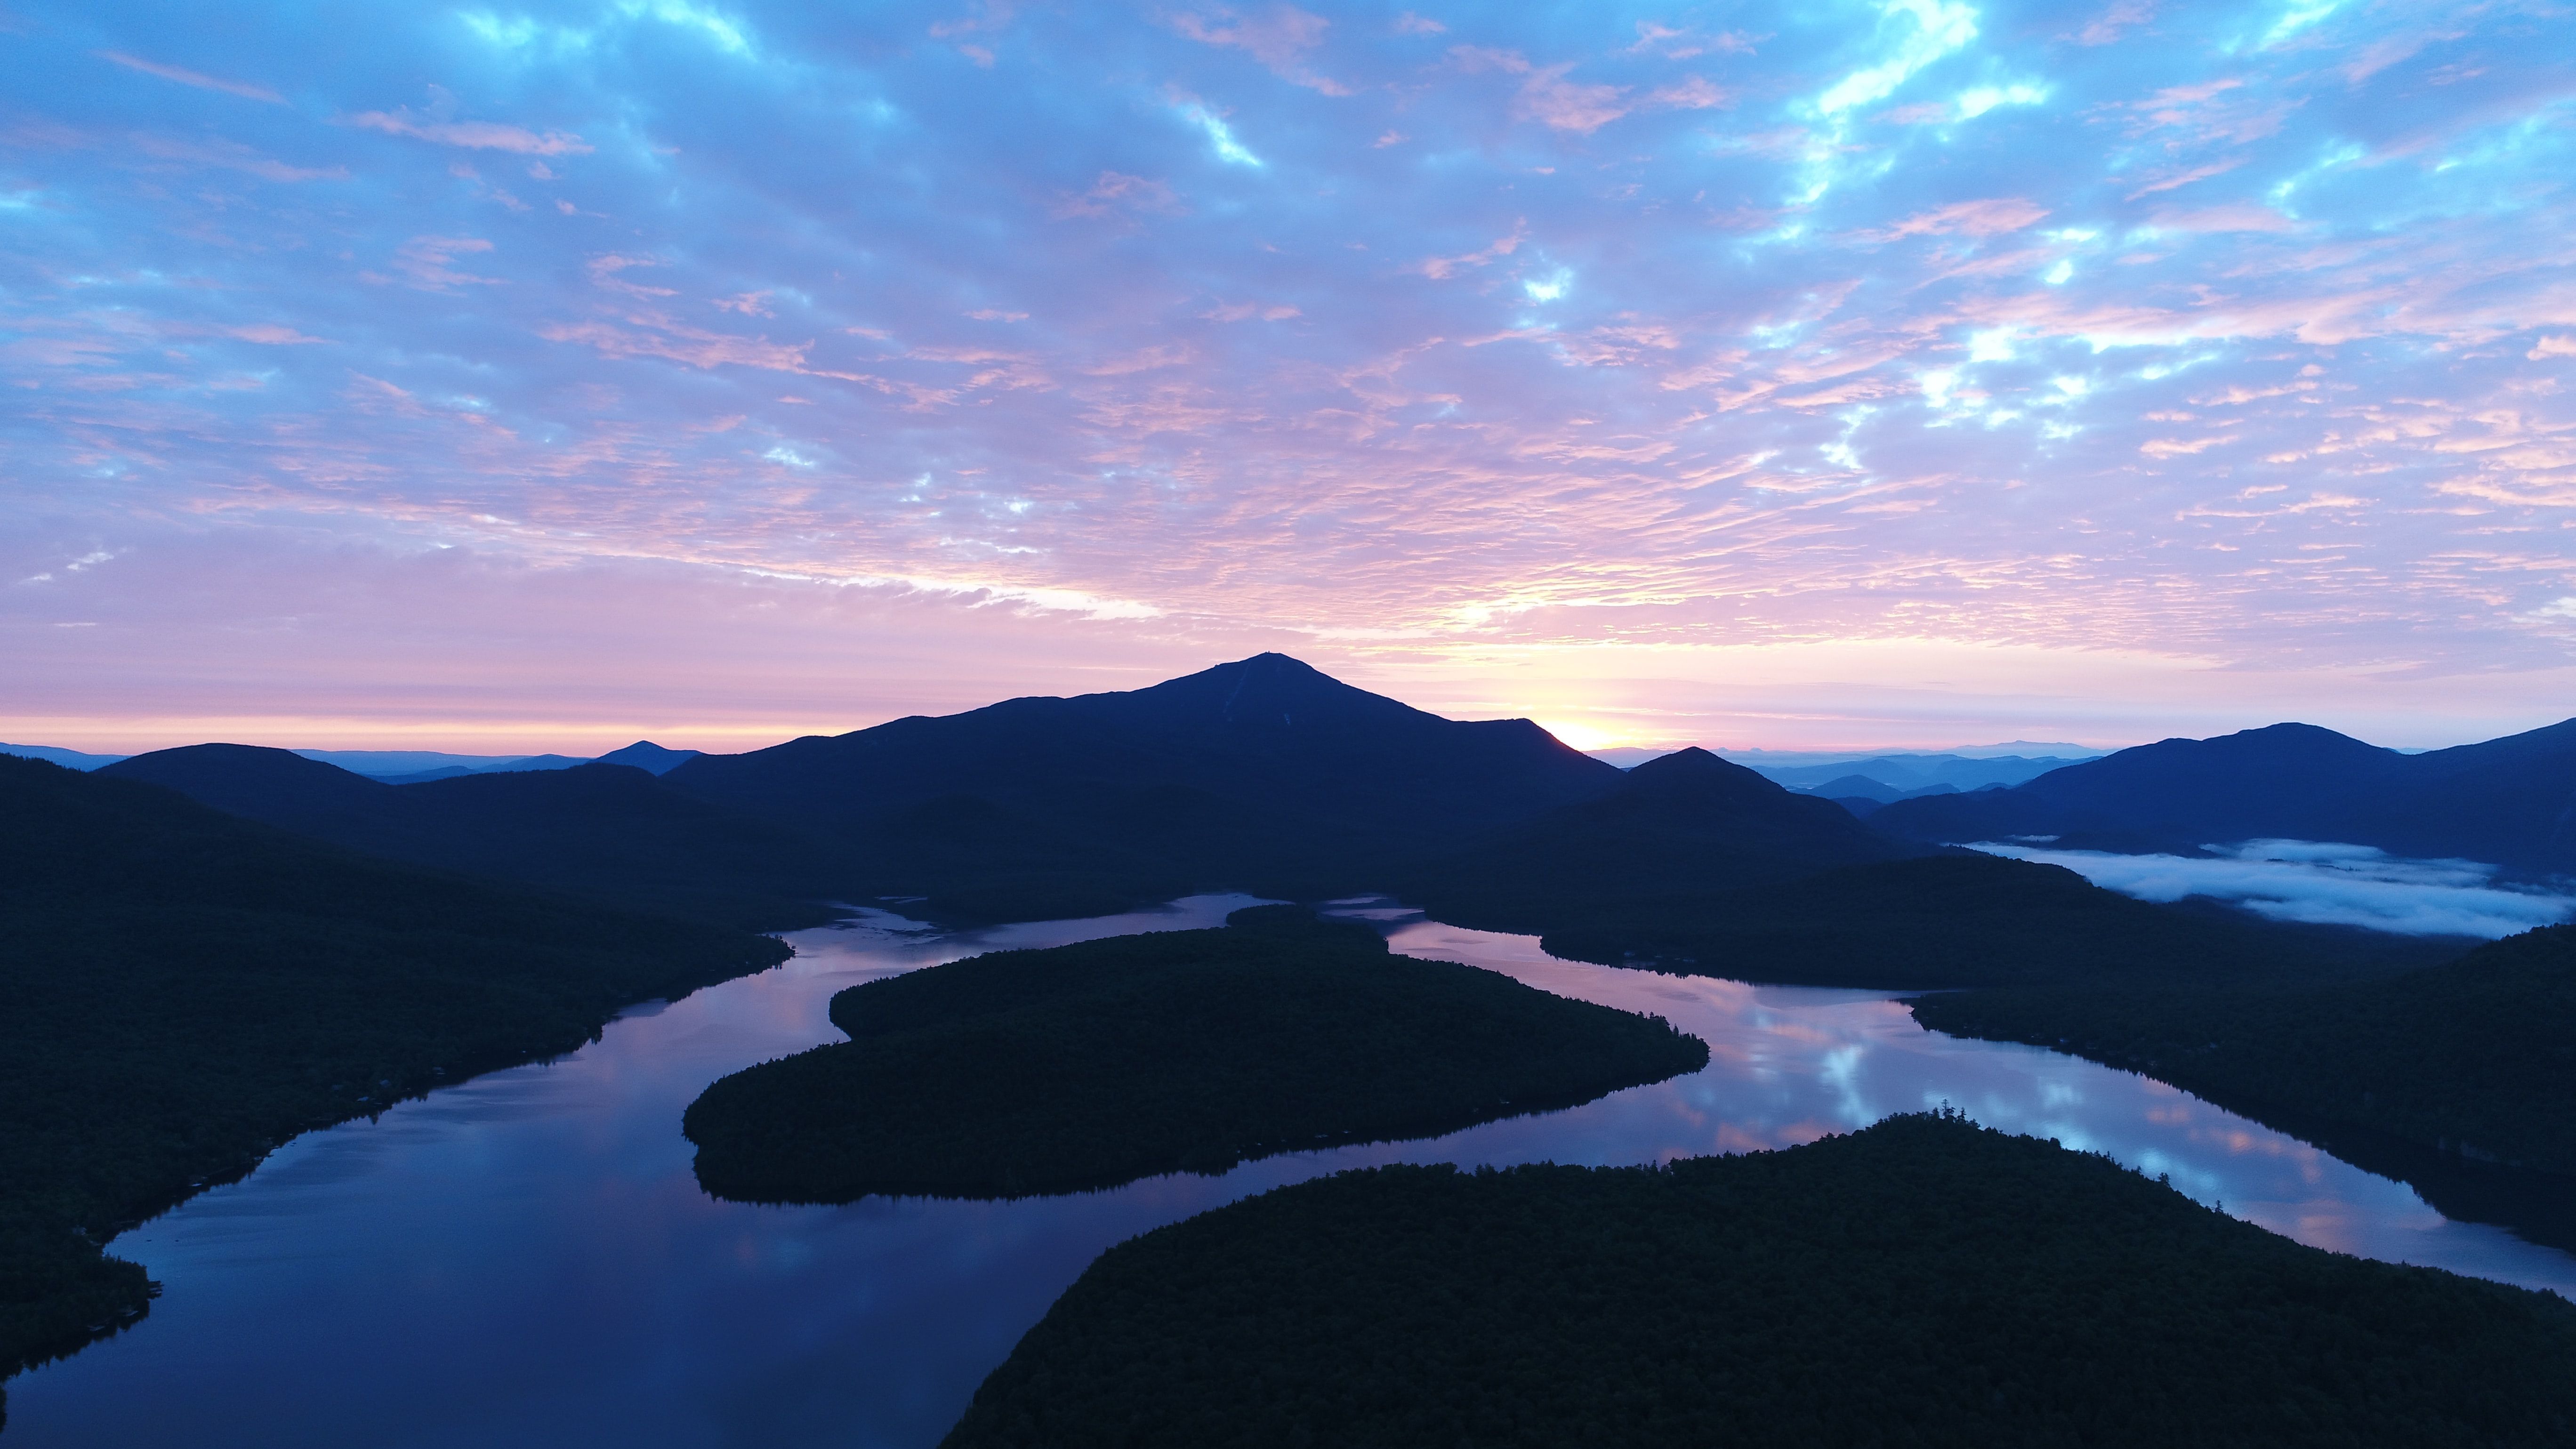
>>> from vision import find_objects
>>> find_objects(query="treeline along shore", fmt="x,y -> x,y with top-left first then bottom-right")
682,907 -> 1708,1202
944,1112 -> 2576,1449
0,757 -> 792,1424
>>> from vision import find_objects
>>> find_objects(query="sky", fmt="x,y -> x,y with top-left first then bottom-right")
5,0 -> 2574,754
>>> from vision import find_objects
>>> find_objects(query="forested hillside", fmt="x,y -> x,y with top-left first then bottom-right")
947,1112 -> 2576,1448
0,757 -> 790,1414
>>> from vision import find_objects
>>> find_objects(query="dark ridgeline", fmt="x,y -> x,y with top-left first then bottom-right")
660,652 -> 1626,921
681,907 -> 1707,1203
0,756 -> 790,1409
942,1112 -> 2576,1449
1870,717 -> 2576,877
1404,747 -> 1923,930
101,744 -> 847,930
1915,923 -> 2576,1230
590,740 -> 704,775
1397,747 -> 2448,990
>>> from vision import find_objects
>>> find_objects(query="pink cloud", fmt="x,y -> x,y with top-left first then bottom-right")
386,235 -> 503,291
2150,203 -> 2302,234
2065,0 -> 2154,47
1051,171 -> 1185,221
97,50 -> 282,103
227,324 -> 329,345
128,132 -> 345,182
1866,198 -> 2050,241
1171,6 -> 1351,95
350,110 -> 595,156
2126,158 -> 2244,198
1417,221 -> 1526,279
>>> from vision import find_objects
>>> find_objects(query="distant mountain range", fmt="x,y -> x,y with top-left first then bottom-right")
56,658 -> 2576,929
1871,720 -> 2576,880
1,740 -> 703,781
97,747 -> 839,930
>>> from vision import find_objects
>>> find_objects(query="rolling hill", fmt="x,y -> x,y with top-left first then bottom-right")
100,746 -> 844,930
1872,718 -> 2576,877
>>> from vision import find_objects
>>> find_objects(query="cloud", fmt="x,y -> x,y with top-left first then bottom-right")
14,0 -> 2576,755
1864,198 -> 2049,241
1450,46 -> 1722,135
1052,170 -> 1184,220
2147,203 -> 2302,234
2064,0 -> 2154,47
1972,841 -> 2573,938
1416,222 -> 1525,279
127,132 -> 346,182
350,109 -> 594,155
382,235 -> 503,291
228,324 -> 330,345
97,50 -> 282,103
1171,6 -> 1350,95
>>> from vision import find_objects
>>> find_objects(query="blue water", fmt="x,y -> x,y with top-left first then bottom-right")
9,895 -> 2573,1447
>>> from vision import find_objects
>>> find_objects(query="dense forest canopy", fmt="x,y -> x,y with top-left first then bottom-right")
947,1111 -> 2576,1449
1913,924 -> 2576,1179
0,756 -> 790,1417
682,907 -> 1707,1202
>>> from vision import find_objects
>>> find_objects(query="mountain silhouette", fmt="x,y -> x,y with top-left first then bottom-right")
1871,718 -> 2576,875
665,652 -> 1622,918
100,745 -> 842,929
1401,748 -> 1924,936
595,740 -> 703,775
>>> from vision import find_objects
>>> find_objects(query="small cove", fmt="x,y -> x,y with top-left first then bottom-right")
10,894 -> 2575,1447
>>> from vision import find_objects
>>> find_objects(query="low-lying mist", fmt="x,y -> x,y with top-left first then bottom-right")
1966,839 -> 2575,940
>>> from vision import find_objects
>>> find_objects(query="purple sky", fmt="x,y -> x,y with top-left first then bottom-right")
6,0 -> 2574,753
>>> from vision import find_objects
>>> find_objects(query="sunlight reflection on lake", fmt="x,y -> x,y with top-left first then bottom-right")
10,894 -> 2573,1448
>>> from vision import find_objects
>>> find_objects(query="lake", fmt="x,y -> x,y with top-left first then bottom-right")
9,895 -> 2574,1447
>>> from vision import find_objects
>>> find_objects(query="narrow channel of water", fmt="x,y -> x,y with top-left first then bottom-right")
10,895 -> 2573,1447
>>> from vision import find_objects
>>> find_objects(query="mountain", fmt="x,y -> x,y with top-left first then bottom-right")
1756,754 -> 2089,793
1805,773 -> 1961,805
664,652 -> 1623,919
595,740 -> 703,775
0,742 -> 128,770
1393,749 -> 2437,990
98,745 -> 844,930
1401,748 -> 1923,937
290,749 -> 534,778
0,755 -> 788,1392
1871,718 -> 2576,877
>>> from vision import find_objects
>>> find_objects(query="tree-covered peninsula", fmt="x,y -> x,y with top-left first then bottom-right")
682,907 -> 1707,1202
945,1111 -> 2576,1449
1912,923 -> 2576,1179
0,757 -> 791,1414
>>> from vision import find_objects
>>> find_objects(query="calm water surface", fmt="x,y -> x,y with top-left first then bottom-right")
12,895 -> 2575,1447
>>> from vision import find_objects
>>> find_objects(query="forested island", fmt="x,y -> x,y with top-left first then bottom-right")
0,757 -> 792,1417
945,1111 -> 2576,1448
682,907 -> 1707,1202
1913,924 -> 2576,1180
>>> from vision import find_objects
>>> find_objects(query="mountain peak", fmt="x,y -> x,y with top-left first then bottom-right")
1625,746 -> 1779,795
1079,652 -> 1433,733
596,740 -> 705,776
